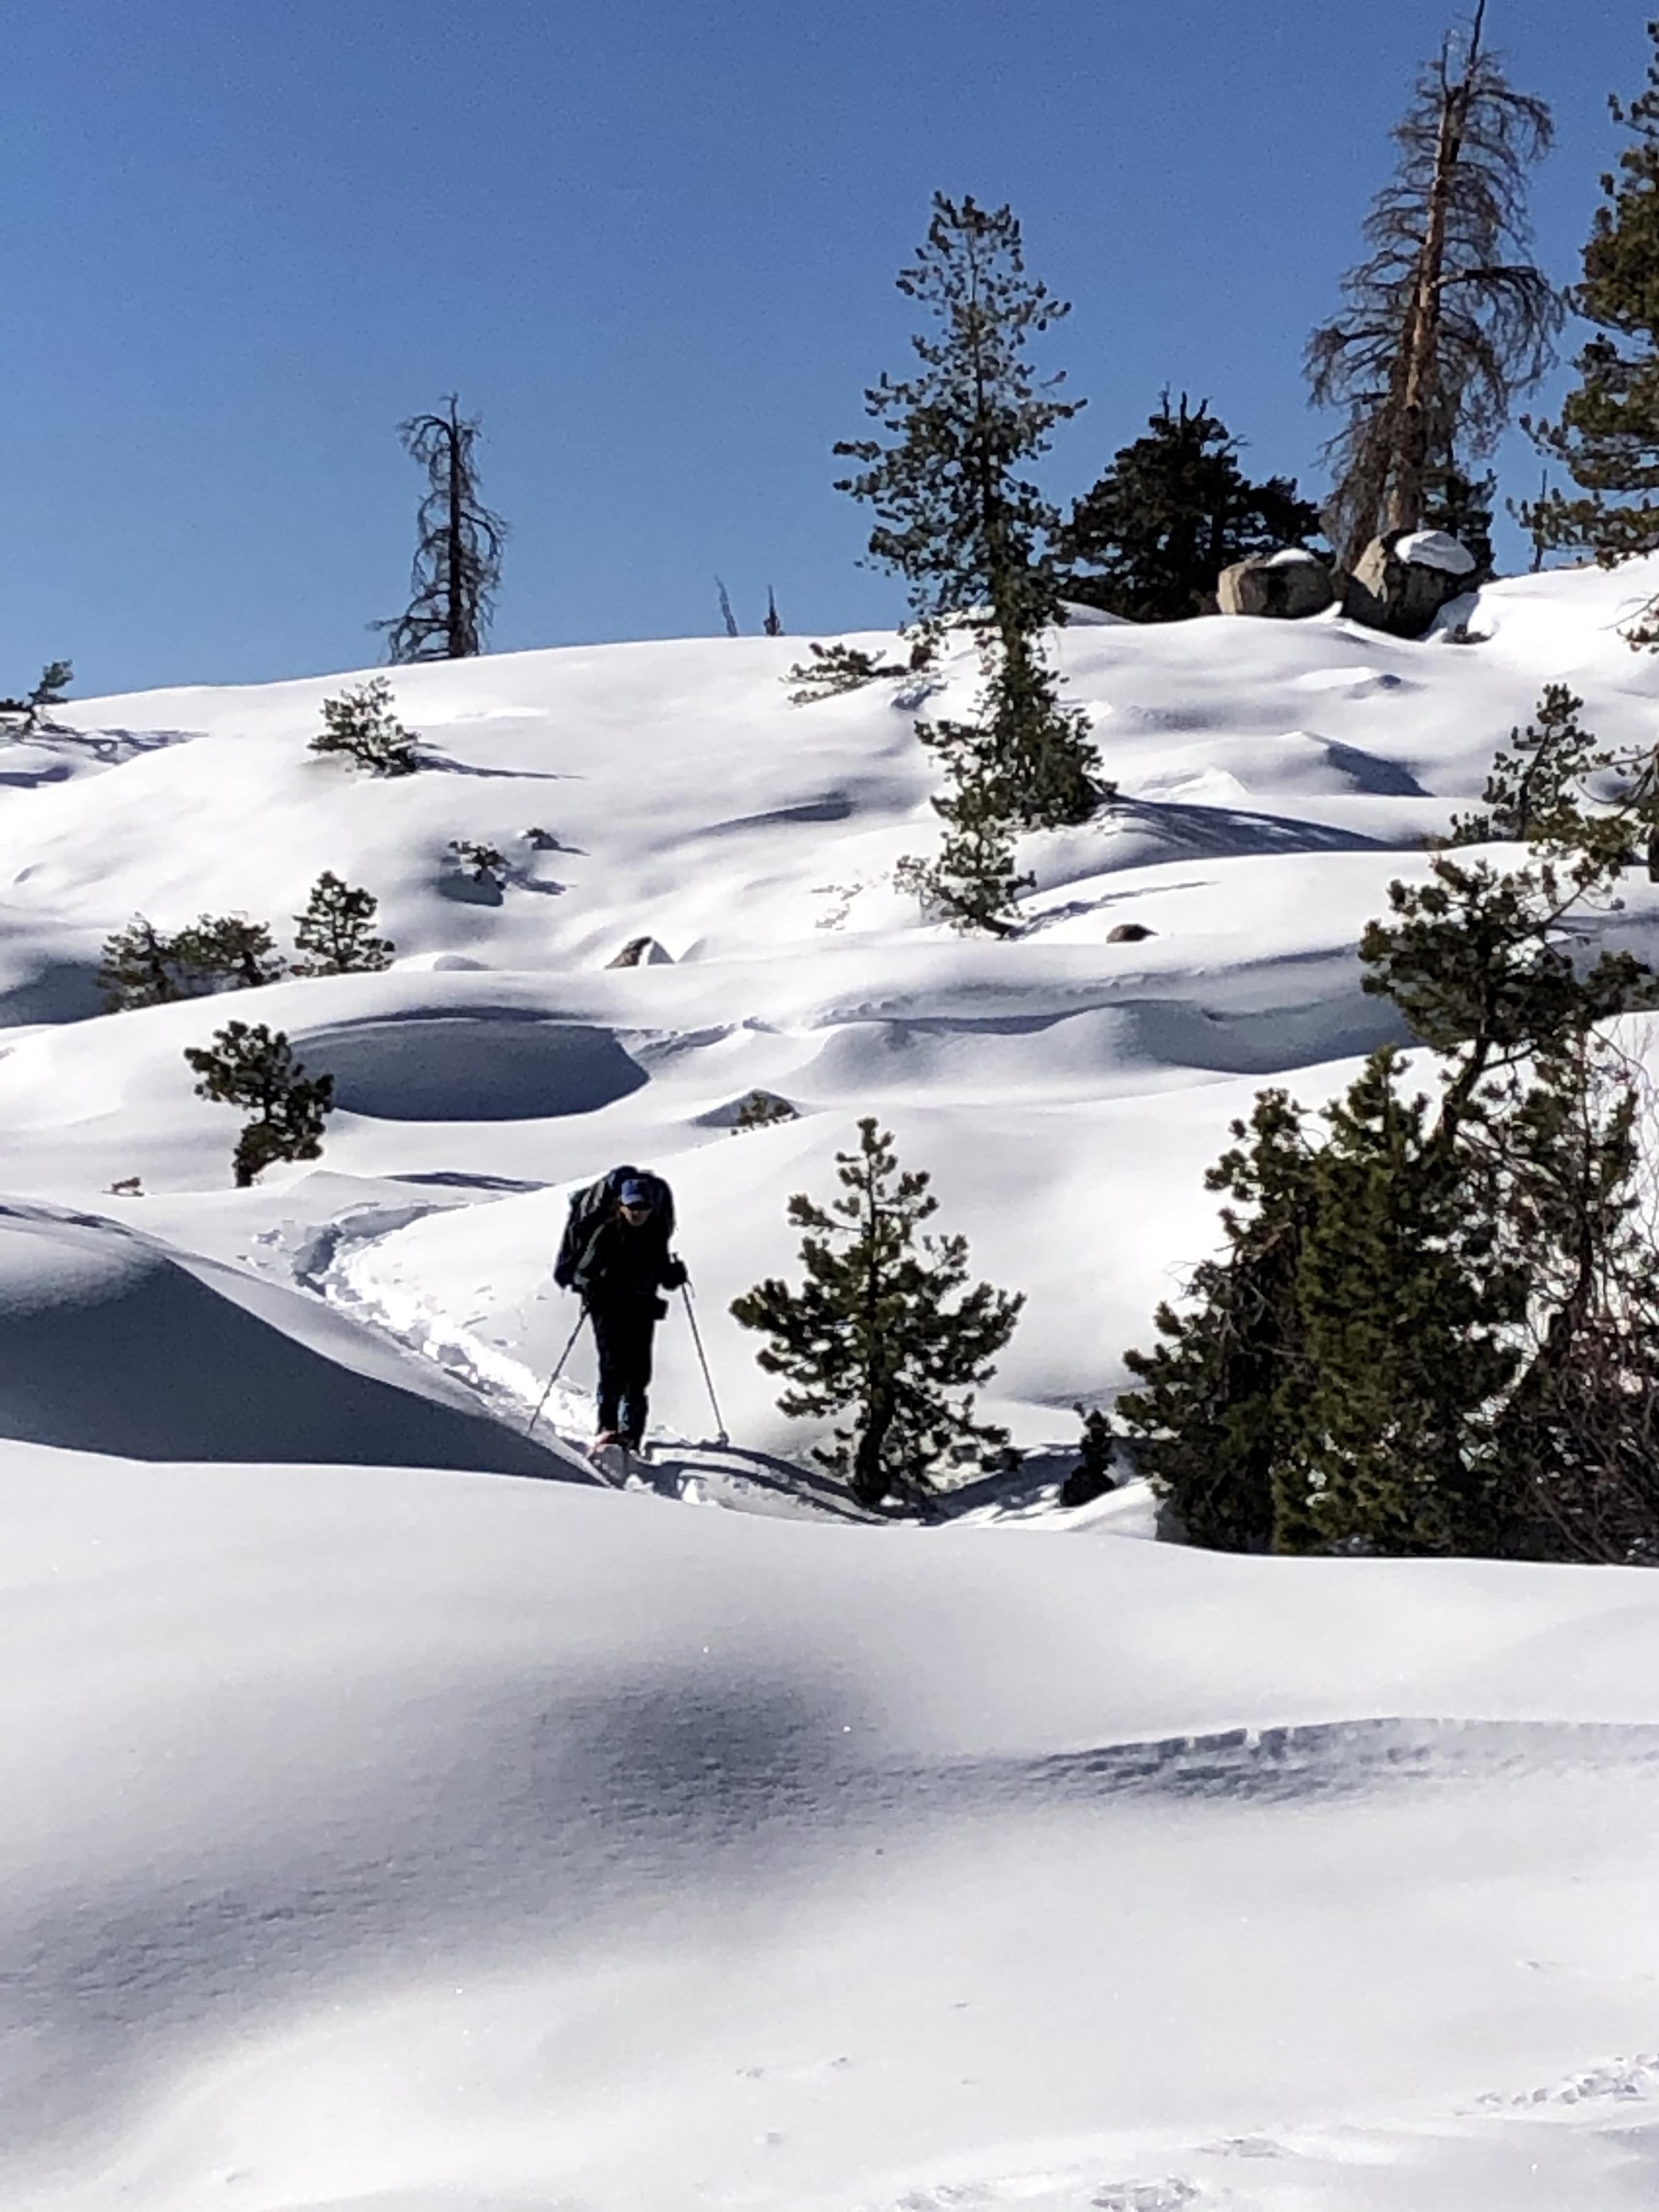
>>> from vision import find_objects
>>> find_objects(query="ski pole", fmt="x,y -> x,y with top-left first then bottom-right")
525,1306 -> 587,1439
680,1283 -> 729,1446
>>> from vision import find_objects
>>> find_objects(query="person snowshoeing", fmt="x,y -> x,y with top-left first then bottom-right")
555,1170 -> 685,1453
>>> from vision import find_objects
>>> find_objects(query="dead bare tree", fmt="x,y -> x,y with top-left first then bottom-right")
375,395 -> 507,661
1307,2 -> 1561,570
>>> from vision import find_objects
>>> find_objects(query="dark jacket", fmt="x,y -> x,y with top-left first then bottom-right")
570,1211 -> 685,1307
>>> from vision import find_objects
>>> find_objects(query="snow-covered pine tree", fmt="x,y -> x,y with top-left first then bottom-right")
730,1118 -> 1022,1508
292,872 -> 394,975
1525,23 -> 1659,640
311,678 -> 419,776
374,395 -> 506,662
1308,1 -> 1560,570
184,1021 -> 335,1188
1058,394 -> 1322,620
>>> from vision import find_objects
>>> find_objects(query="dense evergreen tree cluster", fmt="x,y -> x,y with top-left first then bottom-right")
1058,396 -> 1322,621
1119,707 -> 1659,1563
101,874 -> 393,1010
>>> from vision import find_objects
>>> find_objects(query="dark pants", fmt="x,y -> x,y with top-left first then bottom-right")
589,1297 -> 657,1444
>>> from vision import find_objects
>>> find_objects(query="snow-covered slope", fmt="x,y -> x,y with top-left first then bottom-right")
7,562 -> 1659,2207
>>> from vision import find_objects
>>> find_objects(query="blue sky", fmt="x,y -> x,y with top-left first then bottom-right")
0,1 -> 1643,694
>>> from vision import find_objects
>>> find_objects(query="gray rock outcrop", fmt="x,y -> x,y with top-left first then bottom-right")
1216,550 -> 1335,620
1341,530 -> 1479,638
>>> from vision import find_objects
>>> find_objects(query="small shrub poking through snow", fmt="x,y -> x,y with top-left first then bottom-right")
293,871 -> 395,975
447,839 -> 508,888
731,1117 -> 1022,1510
184,1021 -> 335,1188
730,1089 -> 798,1133
310,678 -> 419,776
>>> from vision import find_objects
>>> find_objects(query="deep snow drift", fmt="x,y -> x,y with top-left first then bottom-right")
5,562 -> 1659,2207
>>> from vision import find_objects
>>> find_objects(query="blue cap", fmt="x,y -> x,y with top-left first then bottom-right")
618,1178 -> 652,1208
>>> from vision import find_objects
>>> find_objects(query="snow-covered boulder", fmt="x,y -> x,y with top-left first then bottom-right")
1217,549 -> 1335,619
1343,529 -> 1483,637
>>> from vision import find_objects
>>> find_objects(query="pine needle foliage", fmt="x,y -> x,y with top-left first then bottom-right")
184,1021 -> 335,1188
1448,685 -> 1604,846
311,678 -> 419,776
1307,2 -> 1560,569
784,641 -> 910,704
374,395 -> 506,662
730,1118 -> 1023,1508
99,913 -> 285,1009
834,192 -> 1080,644
1059,394 -> 1322,621
292,872 -> 394,976
1122,780 -> 1659,1562
1524,23 -> 1659,642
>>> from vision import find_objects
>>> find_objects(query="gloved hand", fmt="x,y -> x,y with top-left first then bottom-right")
663,1255 -> 688,1291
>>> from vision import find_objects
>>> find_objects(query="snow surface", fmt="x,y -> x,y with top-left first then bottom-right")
1395,529 -> 1479,576
6,563 -> 1659,2205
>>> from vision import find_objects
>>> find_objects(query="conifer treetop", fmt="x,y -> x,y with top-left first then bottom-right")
835,192 -> 1080,639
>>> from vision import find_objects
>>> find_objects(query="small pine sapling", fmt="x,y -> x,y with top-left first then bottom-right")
173,915 -> 287,992
448,839 -> 508,888
311,678 -> 420,776
99,916 -> 184,1009
716,576 -> 740,638
184,1021 -> 335,1188
730,1090 -> 798,1134
730,1117 -> 1022,1508
763,587 -> 784,637
293,872 -> 395,975
1060,1406 -> 1118,1507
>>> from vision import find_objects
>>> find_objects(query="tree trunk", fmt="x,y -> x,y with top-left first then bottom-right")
1385,15 -> 1483,538
445,397 -> 467,658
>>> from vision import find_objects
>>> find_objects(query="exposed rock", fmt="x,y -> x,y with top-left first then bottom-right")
1216,550 -> 1335,619
1107,922 -> 1157,943
607,935 -> 673,969
1343,530 -> 1482,638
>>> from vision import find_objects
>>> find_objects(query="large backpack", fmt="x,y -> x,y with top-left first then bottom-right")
554,1163 -> 676,1286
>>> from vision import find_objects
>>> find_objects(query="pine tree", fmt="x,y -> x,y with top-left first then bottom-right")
374,396 -> 506,662
834,191 -> 1080,643
184,1021 -> 335,1188
894,710 -> 1035,936
293,872 -> 394,975
731,1118 -> 1022,1507
1058,394 -> 1322,620
1308,2 -> 1560,570
1122,794 -> 1659,1561
716,577 -> 740,638
173,915 -> 287,992
1118,1090 -> 1316,1551
1272,1051 -> 1523,1557
763,587 -> 784,637
99,916 -> 185,1010
98,913 -> 285,1009
1525,23 -> 1659,640
1447,684 -> 1605,845
310,678 -> 419,776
